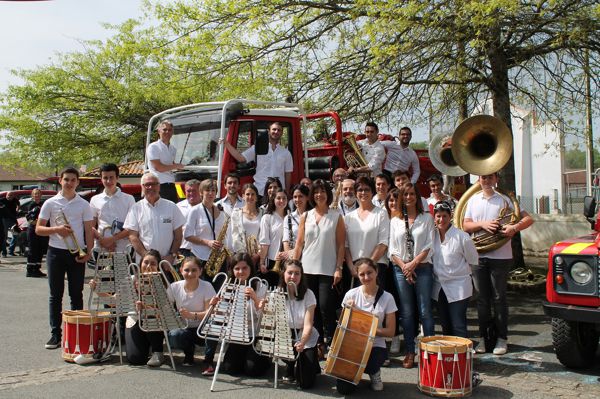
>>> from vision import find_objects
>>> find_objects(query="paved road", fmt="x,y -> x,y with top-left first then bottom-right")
1,256 -> 599,398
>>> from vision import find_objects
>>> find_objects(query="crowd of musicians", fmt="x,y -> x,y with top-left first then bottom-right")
33,119 -> 533,393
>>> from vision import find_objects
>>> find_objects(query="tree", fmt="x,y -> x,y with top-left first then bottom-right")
0,19 -> 276,169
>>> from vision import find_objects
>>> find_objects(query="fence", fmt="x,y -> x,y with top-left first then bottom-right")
517,194 -> 586,215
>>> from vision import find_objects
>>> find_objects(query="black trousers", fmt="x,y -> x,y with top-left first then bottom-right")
284,346 -> 320,389
223,342 -> 270,376
125,321 -> 164,365
27,225 -> 47,265
305,274 -> 337,344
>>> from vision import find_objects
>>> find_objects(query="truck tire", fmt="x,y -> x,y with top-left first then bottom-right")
551,318 -> 598,368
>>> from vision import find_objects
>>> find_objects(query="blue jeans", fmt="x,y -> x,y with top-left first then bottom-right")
168,327 -> 216,362
47,246 -> 85,337
435,288 -> 469,338
393,262 -> 434,353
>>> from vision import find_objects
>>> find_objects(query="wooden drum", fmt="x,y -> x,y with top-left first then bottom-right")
324,305 -> 378,384
418,335 -> 474,397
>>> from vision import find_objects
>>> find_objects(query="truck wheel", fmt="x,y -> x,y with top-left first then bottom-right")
551,318 -> 598,368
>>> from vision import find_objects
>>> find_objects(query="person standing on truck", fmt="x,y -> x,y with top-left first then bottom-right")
380,126 -> 420,184
146,120 -> 184,203
222,121 -> 293,194
462,172 -> 534,355
348,122 -> 385,177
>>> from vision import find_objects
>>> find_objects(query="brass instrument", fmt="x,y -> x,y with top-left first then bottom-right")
54,210 -> 86,257
343,134 -> 370,176
451,115 -> 521,253
205,214 -> 231,278
428,132 -> 466,177
330,181 -> 343,210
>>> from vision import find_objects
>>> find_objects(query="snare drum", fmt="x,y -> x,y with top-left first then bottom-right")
418,335 -> 473,397
324,305 -> 378,384
62,310 -> 112,363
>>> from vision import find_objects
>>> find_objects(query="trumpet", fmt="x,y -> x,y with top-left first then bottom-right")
54,210 -> 86,257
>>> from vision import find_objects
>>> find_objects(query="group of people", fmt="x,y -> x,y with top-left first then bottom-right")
34,119 -> 533,394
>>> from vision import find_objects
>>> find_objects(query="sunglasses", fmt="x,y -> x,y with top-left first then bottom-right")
434,201 -> 452,212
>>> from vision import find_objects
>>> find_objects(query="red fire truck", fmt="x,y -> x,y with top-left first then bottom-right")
543,195 -> 600,368
144,99 -> 442,198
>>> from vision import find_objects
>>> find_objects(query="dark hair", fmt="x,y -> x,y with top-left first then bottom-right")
241,183 -> 260,211
266,188 -> 289,214
385,188 -> 401,218
269,121 -> 283,130
365,122 -> 379,132
375,173 -> 392,187
224,172 -> 240,184
262,177 -> 283,206
180,256 -> 202,269
309,179 -> 333,206
433,200 -> 452,215
354,176 -> 375,195
427,174 -> 443,184
400,182 -> 424,214
99,163 -> 120,178
227,252 -> 256,279
278,259 -> 308,300
60,167 -> 80,179
400,126 -> 412,135
142,249 -> 162,266
291,184 -> 313,211
392,170 -> 410,180
354,257 -> 378,274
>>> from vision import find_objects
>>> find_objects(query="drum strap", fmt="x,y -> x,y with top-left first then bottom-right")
373,287 -> 386,327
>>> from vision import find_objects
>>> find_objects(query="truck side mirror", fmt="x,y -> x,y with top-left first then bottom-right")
583,195 -> 596,228
255,128 -> 269,155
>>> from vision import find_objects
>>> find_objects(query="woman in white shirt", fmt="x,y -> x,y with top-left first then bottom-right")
389,183 -> 435,369
432,200 -> 478,338
227,183 -> 263,265
337,258 -> 397,394
294,179 -> 345,348
282,184 -> 311,258
259,188 -> 289,287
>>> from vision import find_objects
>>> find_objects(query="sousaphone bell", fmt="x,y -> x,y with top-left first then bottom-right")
428,133 -> 466,177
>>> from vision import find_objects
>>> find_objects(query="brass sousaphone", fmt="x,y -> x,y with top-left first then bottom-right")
451,115 -> 520,253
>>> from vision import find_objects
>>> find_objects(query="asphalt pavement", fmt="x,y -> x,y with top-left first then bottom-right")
1,255 -> 599,399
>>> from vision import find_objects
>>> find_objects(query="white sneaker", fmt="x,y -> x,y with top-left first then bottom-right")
475,340 -> 486,354
147,352 -> 164,367
369,371 -> 384,391
390,336 -> 401,354
493,338 -> 507,355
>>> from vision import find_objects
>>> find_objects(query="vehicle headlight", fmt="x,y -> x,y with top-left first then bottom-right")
570,261 -> 593,285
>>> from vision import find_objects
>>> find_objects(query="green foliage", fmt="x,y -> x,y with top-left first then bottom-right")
564,147 -> 600,170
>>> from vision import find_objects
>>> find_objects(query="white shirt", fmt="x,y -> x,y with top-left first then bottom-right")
357,139 -> 385,176
184,204 -> 227,260
39,192 -> 94,250
380,140 -> 420,183
302,209 -> 341,276
217,195 -> 244,216
427,195 -> 457,214
372,196 -> 386,208
123,197 -> 185,258
259,212 -> 285,261
432,226 -> 478,303
146,140 -> 177,183
282,210 -> 301,247
287,288 -> 319,349
342,287 -> 397,348
464,190 -> 515,259
226,207 -> 262,253
90,188 -> 135,252
344,207 -> 390,264
177,199 -> 196,250
167,280 -> 216,328
388,212 -> 435,263
242,144 -> 293,193
337,200 -> 358,216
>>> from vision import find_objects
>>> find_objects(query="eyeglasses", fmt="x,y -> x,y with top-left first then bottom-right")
357,187 -> 371,193
434,201 -> 452,212
142,182 -> 159,188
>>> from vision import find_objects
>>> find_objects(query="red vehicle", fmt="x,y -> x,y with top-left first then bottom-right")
43,177 -> 142,201
145,99 -> 445,198
543,195 -> 600,368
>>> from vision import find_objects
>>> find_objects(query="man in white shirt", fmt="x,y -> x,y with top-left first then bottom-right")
426,174 -> 457,214
223,121 -> 293,194
36,167 -> 95,349
337,178 -> 358,216
372,173 -> 392,208
462,173 -> 533,356
177,179 -> 201,257
90,163 -> 136,254
349,122 -> 385,177
380,126 -> 420,184
216,173 -> 243,215
146,120 -> 184,203
124,173 -> 185,264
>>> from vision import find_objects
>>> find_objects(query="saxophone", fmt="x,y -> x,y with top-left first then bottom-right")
205,214 -> 231,278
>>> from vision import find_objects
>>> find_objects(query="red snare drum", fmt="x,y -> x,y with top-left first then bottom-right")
418,335 -> 473,397
62,310 -> 112,363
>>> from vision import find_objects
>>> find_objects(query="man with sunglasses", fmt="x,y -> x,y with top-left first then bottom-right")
462,173 -> 533,355
124,173 -> 185,264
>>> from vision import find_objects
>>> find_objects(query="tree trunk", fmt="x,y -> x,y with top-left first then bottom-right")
488,38 -> 525,269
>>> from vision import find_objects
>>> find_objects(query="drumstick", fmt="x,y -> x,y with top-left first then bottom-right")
75,316 -> 81,355
88,317 -> 94,355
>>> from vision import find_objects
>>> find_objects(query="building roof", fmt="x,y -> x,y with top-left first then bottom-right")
0,165 -> 48,182
84,160 -> 144,177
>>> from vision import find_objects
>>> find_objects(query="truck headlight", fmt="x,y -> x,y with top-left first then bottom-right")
570,261 -> 593,285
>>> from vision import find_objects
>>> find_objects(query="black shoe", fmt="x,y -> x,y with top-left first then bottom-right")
8,252 -> 15,256
45,335 -> 60,349
182,354 -> 195,367
27,269 -> 47,278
